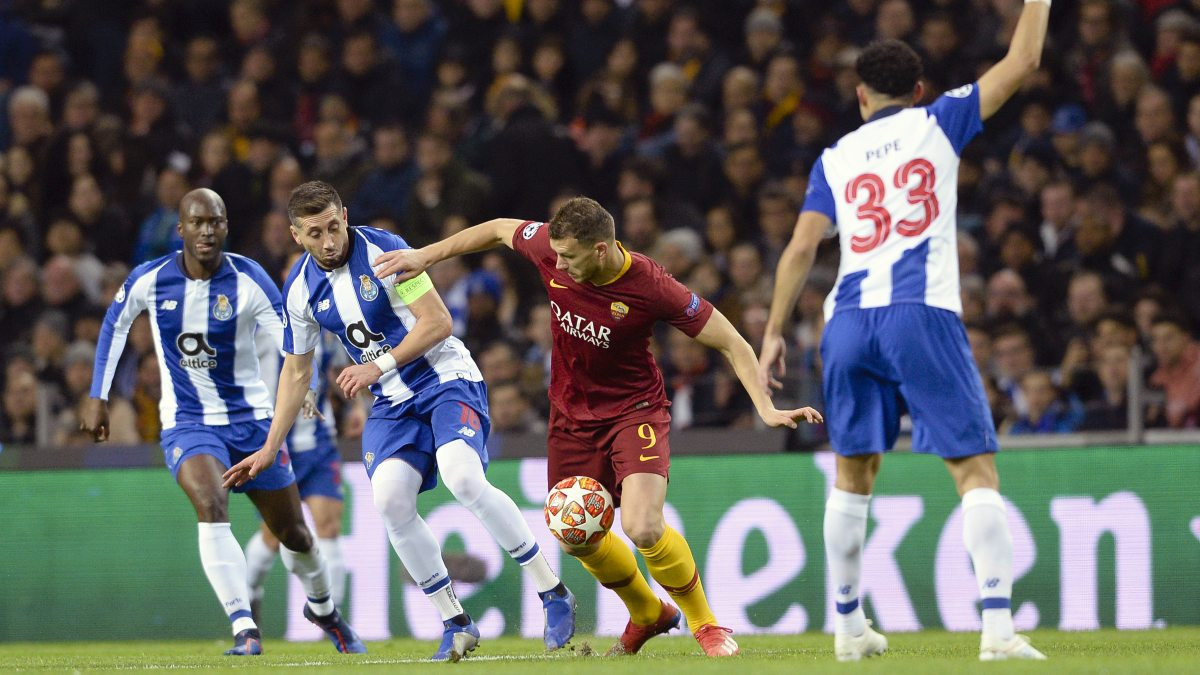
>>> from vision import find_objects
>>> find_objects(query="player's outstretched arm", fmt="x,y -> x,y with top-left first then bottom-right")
759,210 -> 830,393
976,0 -> 1051,120
372,218 -> 526,282
334,286 -> 454,398
223,350 -> 315,488
694,308 -> 823,430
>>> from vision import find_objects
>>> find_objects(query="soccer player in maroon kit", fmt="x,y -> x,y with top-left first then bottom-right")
373,197 -> 821,657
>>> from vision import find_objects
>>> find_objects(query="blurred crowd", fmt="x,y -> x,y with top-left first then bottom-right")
2,0 -> 1200,448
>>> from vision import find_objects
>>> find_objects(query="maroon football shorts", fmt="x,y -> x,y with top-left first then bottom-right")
546,406 -> 671,507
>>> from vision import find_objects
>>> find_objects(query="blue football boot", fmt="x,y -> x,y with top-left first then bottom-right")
303,604 -> 368,654
540,585 -> 577,650
224,628 -> 263,655
432,617 -> 480,662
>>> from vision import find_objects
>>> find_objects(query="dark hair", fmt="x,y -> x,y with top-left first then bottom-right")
287,181 -> 342,225
855,39 -> 923,98
549,196 -> 615,244
1151,310 -> 1193,333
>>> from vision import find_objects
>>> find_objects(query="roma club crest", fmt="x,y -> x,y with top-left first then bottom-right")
212,294 -> 233,320
359,274 -> 379,301
610,301 -> 629,321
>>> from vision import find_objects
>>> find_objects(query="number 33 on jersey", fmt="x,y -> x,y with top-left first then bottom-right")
803,83 -> 982,321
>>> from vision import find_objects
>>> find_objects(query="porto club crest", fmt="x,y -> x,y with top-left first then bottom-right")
212,294 -> 233,320
359,274 -> 379,301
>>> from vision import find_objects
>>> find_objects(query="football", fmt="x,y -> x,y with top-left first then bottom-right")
544,476 -> 615,547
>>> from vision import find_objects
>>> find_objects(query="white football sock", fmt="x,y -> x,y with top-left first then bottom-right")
436,440 -> 560,593
962,487 -> 1015,641
243,530 -> 277,601
197,522 -> 256,635
825,488 -> 870,637
279,543 -> 335,617
372,458 -> 464,621
317,536 -> 346,607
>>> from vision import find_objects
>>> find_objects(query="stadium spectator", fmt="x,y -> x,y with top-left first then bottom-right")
1,370 -> 43,444
488,382 -> 544,435
350,125 -> 418,224
1148,312 -> 1200,428
1007,370 -> 1084,435
132,168 -> 188,263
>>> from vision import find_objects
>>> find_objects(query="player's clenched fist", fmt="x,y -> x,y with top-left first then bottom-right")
373,248 -> 430,283
758,406 -> 823,430
337,362 -> 383,398
79,397 -> 110,442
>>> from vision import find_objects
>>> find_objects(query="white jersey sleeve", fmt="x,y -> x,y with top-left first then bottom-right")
89,259 -> 165,400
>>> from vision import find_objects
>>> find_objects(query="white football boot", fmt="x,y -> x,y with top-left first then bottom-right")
979,634 -> 1047,661
835,620 -> 888,662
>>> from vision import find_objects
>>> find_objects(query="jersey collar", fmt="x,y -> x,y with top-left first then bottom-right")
596,240 -> 633,286
867,105 -> 907,122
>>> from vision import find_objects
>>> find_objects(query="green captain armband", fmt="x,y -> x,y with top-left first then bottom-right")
394,272 -> 434,303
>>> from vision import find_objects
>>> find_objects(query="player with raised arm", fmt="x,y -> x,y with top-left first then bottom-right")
222,181 -> 576,662
371,196 -> 822,658
758,0 -> 1052,663
80,188 -> 365,656
244,331 -> 348,622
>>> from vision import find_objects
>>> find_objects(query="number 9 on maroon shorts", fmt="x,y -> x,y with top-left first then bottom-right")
547,408 -> 671,507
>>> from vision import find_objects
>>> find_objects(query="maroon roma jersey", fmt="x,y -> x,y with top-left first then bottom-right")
512,221 -> 714,425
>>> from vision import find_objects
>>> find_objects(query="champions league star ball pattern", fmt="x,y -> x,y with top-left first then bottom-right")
544,476 -> 615,547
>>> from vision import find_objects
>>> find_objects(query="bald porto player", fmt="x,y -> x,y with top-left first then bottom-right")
373,196 -> 822,657
759,0 -> 1052,663
82,188 -> 364,655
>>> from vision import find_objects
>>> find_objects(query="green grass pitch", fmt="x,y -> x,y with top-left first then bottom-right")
3,629 -> 1196,674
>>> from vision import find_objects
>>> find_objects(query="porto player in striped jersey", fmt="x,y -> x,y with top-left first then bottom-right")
759,0 -> 1051,663
372,197 -> 822,658
81,188 -> 363,656
222,181 -> 576,662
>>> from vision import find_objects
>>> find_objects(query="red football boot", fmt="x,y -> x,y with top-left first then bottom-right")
605,601 -> 682,656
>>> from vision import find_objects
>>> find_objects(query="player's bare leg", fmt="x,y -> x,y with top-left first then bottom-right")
177,454 -> 260,654
244,495 -> 346,623
828,454 -> 887,661
247,486 -> 365,653
622,473 -> 737,657
944,454 -> 1045,661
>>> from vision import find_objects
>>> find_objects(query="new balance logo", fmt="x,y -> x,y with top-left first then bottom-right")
839,584 -> 852,596
161,300 -> 178,310
984,577 -> 1001,589
317,299 -> 331,312
457,425 -> 477,438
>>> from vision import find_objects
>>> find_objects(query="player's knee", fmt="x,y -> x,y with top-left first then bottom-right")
559,540 -> 599,558
191,496 -> 229,523
622,518 -> 664,549
274,522 -> 314,552
373,486 -> 417,527
443,470 -> 488,507
314,517 -> 342,538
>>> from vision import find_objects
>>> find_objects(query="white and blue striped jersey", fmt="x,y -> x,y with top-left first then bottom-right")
803,83 -> 983,321
91,253 -> 284,429
282,226 -> 482,414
